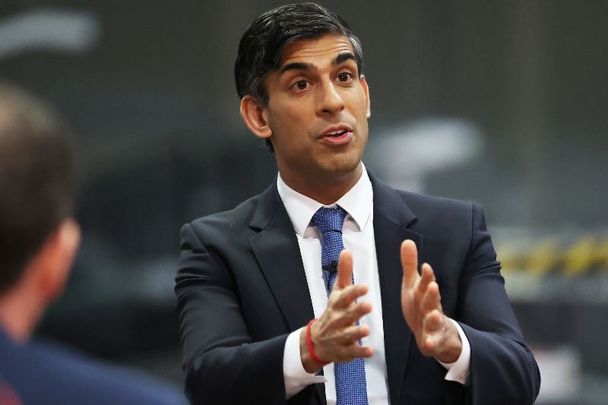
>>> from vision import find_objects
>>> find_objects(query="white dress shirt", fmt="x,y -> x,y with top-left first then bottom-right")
278,165 -> 470,404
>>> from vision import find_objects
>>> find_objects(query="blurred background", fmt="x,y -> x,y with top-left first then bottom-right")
1,1 -> 606,403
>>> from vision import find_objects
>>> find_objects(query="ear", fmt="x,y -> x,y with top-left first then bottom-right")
360,75 -> 371,119
240,95 -> 272,139
31,219 -> 81,303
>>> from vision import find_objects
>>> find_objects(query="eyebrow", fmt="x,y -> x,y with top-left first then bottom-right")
335,52 -> 356,65
279,52 -> 357,74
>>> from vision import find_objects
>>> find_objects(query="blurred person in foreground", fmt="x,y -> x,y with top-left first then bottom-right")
0,82 -> 187,405
175,3 -> 540,405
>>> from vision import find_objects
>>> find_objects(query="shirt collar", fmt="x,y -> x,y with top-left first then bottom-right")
277,164 -> 373,236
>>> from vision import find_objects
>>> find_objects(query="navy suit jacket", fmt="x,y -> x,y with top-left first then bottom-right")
175,175 -> 540,405
0,326 -> 187,405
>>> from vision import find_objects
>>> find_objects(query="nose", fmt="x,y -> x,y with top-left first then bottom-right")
316,80 -> 345,116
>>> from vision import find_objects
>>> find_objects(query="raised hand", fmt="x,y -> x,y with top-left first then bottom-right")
400,240 -> 462,363
300,250 -> 373,373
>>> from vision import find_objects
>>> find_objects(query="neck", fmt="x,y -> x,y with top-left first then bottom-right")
0,287 -> 42,343
280,163 -> 363,205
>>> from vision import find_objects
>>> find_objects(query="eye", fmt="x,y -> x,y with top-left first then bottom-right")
337,72 -> 353,82
291,79 -> 310,92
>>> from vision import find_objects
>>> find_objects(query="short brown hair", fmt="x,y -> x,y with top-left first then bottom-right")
0,82 -> 76,294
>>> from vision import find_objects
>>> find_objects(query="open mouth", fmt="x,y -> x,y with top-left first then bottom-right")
320,127 -> 353,145
325,129 -> 349,137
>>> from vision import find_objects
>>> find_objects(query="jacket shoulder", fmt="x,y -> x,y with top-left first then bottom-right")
184,185 -> 276,246
390,188 -> 482,236
398,189 -> 476,214
6,340 -> 186,404
190,193 -> 259,229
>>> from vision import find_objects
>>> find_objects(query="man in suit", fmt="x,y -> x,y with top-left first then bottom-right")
175,3 -> 540,404
0,82 -> 187,405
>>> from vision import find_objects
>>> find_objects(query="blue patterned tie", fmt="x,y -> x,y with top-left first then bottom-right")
311,206 -> 369,405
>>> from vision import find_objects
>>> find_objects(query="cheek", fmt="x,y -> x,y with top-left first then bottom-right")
268,102 -> 305,129
346,92 -> 369,118
271,107 -> 312,137
267,111 -> 310,154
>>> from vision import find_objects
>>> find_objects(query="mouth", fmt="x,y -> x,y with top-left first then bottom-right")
319,125 -> 354,145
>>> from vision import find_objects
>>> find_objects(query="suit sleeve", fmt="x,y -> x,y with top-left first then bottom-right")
458,204 -> 541,404
175,223 -> 288,405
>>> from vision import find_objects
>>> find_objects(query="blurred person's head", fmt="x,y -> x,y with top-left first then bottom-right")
0,82 -> 80,342
235,2 -> 366,153
235,3 -> 370,202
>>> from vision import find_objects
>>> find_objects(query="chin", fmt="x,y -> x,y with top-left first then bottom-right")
321,157 -> 361,178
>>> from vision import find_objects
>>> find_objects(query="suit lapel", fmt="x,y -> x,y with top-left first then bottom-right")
249,183 -> 315,331
249,183 -> 326,404
371,175 -> 423,405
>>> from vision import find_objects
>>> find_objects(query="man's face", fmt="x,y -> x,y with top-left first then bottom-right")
260,34 -> 371,187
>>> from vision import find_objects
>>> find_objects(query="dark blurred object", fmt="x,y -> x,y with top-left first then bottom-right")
0,81 -> 187,404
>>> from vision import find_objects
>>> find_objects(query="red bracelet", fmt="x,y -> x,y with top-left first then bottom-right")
306,319 -> 328,365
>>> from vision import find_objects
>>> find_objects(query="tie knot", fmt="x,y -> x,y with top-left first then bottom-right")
312,206 -> 348,234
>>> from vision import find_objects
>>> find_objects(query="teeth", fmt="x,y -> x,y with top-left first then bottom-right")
327,129 -> 346,136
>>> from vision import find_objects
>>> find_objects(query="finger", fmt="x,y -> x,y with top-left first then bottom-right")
401,240 -> 419,288
421,334 -> 437,355
417,263 -> 435,294
338,300 -> 372,326
331,284 -> 368,310
337,342 -> 374,362
421,281 -> 441,315
335,250 -> 353,290
422,309 -> 444,334
413,264 -> 435,309
420,312 -> 446,355
338,324 -> 370,344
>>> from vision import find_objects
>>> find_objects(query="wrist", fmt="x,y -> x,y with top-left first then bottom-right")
436,318 -> 462,363
299,319 -> 327,373
306,320 -> 328,365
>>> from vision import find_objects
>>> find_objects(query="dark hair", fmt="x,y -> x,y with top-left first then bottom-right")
0,83 -> 76,294
234,2 -> 364,103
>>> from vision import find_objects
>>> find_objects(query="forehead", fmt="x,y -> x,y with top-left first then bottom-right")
278,34 -> 354,66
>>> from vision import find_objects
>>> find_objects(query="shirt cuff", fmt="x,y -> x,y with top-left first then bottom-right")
437,319 -> 470,385
283,327 -> 326,399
